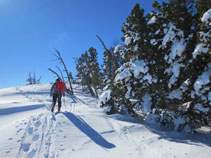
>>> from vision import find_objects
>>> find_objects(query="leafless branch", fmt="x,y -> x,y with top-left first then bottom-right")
48,68 -> 61,79
56,66 -> 65,82
54,49 -> 73,95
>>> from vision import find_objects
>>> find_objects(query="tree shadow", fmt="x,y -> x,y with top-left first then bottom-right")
106,113 -> 211,147
68,95 -> 86,104
63,112 -> 116,149
0,104 -> 45,115
143,121 -> 211,147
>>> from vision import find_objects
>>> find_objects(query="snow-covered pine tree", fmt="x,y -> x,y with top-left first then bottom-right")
146,0 -> 201,132
86,47 -> 102,97
189,7 -> 211,128
76,52 -> 95,96
99,0 -> 210,132
99,45 -> 122,114
100,4 -> 155,117
102,47 -> 120,86
76,47 -> 102,97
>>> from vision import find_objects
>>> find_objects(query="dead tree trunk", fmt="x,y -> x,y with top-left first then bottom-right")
96,35 -> 119,79
48,68 -> 61,79
53,49 -> 74,95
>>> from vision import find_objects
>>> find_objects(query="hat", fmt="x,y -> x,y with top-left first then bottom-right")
56,78 -> 60,82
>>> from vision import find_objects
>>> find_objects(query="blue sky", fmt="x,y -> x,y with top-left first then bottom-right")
0,0 -> 166,89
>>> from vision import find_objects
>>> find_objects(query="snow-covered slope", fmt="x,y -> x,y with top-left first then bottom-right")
0,84 -> 210,158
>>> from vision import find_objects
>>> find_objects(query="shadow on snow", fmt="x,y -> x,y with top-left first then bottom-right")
0,104 -> 45,115
103,113 -> 211,147
63,112 -> 116,149
143,121 -> 211,147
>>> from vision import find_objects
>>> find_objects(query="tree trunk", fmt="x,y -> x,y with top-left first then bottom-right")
55,49 -> 74,95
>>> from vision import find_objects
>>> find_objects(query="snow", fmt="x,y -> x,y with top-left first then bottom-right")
193,43 -> 209,58
141,93 -> 152,114
201,9 -> 211,25
209,92 -> 211,102
174,116 -> 186,130
148,16 -> 157,24
194,104 -> 209,113
194,65 -> 211,94
125,86 -> 132,99
114,45 -> 121,53
168,38 -> 186,63
161,23 -> 184,50
98,89 -> 111,105
124,37 -> 132,45
168,89 -> 183,100
165,61 -> 184,88
150,38 -> 157,45
162,23 -> 177,47
143,73 -> 153,84
0,84 -> 211,158
115,60 -> 149,82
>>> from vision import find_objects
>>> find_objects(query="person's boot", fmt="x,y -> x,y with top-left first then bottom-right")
51,104 -> 55,112
58,107 -> 61,112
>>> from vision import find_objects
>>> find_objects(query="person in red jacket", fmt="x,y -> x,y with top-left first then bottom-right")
50,78 -> 66,112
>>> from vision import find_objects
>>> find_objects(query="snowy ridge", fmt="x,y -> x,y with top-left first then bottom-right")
0,84 -> 211,158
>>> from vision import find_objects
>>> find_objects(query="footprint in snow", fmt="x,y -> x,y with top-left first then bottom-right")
27,149 -> 35,158
32,135 -> 39,141
16,128 -> 23,134
8,138 -> 13,140
22,143 -> 31,152
28,127 -> 33,134
34,121 -> 41,128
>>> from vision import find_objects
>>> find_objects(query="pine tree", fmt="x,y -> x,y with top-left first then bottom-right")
87,47 -> 102,97
197,0 -> 211,17
121,4 -> 151,61
76,53 -> 95,96
76,47 -> 102,97
100,4 -> 155,116
99,0 -> 210,132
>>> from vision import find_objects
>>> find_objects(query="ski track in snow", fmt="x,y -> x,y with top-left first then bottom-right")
16,112 -> 56,158
0,84 -> 211,158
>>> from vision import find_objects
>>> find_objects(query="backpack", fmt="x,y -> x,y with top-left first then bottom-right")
55,81 -> 66,94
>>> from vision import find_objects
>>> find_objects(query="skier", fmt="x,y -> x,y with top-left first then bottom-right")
50,78 -> 66,112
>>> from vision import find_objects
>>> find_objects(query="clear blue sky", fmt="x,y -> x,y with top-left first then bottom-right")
0,0 -> 166,89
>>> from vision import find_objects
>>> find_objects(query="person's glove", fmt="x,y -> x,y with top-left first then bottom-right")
63,93 -> 65,96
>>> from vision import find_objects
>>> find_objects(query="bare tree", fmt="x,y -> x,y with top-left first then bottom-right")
48,68 -> 61,79
96,35 -> 119,77
26,72 -> 41,85
50,49 -> 73,95
56,66 -> 65,82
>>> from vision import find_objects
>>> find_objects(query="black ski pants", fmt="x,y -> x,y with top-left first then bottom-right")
52,93 -> 62,109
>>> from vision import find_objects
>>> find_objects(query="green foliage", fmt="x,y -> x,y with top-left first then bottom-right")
75,47 -> 102,97
99,0 -> 211,132
197,0 -> 211,17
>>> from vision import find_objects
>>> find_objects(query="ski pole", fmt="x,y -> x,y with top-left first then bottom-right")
63,95 -> 66,112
